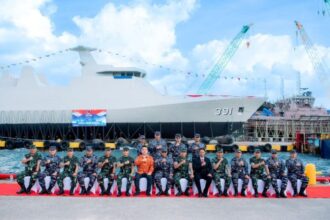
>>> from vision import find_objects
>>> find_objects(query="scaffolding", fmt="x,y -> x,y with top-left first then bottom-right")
244,116 -> 330,142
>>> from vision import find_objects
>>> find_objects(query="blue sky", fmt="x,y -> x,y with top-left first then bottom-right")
0,0 -> 330,107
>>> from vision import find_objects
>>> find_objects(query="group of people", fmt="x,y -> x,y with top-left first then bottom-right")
16,131 -> 309,198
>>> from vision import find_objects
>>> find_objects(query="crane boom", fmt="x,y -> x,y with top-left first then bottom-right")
196,24 -> 252,95
295,21 -> 329,85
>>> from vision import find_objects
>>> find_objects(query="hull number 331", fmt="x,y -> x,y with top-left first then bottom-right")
215,107 -> 233,116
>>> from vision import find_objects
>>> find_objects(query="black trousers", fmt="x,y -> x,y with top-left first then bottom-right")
134,173 -> 152,194
194,173 -> 212,194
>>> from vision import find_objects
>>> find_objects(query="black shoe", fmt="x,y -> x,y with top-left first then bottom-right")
46,189 -> 52,195
234,188 -> 238,197
70,186 -> 75,195
223,190 -> 229,197
125,191 -> 131,197
156,191 -> 162,196
203,192 -> 208,198
134,191 -> 140,196
299,190 -> 307,197
80,187 -> 86,195
254,193 -> 259,198
86,185 -> 92,195
146,192 -> 151,197
176,191 -> 182,196
16,188 -> 26,194
241,189 -> 246,197
262,192 -> 268,198
117,191 -> 122,197
280,190 -> 287,198
57,188 -> 64,195
217,189 -> 222,197
198,193 -> 203,197
39,187 -> 47,195
164,188 -> 170,196
99,185 -> 105,196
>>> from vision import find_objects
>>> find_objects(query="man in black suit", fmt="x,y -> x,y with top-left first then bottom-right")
192,148 -> 213,197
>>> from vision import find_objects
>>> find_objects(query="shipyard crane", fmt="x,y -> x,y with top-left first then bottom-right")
294,21 -> 330,90
196,24 -> 252,95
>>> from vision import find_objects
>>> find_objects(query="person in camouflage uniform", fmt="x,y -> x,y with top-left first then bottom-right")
173,147 -> 193,196
188,133 -> 205,159
212,148 -> 231,197
38,146 -> 62,194
16,145 -> 42,194
148,131 -> 167,160
169,133 -> 187,161
249,149 -> 271,197
97,148 -> 117,195
231,149 -> 250,197
266,149 -> 288,198
154,147 -> 173,196
286,150 -> 309,197
78,146 -> 98,195
57,148 -> 79,195
116,147 -> 135,197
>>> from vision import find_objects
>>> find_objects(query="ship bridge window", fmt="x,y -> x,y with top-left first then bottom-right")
238,107 -> 244,113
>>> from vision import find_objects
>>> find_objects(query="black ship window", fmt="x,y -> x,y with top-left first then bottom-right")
238,107 -> 244,113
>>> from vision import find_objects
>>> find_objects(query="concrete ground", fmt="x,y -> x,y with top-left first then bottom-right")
0,197 -> 329,220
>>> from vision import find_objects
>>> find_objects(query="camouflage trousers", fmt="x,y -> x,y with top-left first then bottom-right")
57,172 -> 77,189
116,173 -> 132,191
250,173 -> 271,191
17,170 -> 38,186
97,172 -> 114,189
288,174 -> 309,191
269,173 -> 288,191
77,172 -> 97,188
154,171 -> 173,191
231,172 -> 249,190
213,173 -> 231,191
173,172 -> 193,190
38,170 -> 58,190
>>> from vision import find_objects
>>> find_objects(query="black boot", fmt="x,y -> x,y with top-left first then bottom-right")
99,184 -> 105,196
156,188 -> 163,196
80,186 -> 87,195
164,187 -> 170,196
223,188 -> 228,197
280,189 -> 287,198
253,187 -> 259,197
241,188 -> 246,197
16,183 -> 26,194
26,183 -> 33,194
125,184 -> 131,196
57,187 -> 64,195
39,186 -> 47,195
299,187 -> 307,197
217,187 -> 222,197
70,185 -> 75,195
86,185 -> 93,195
184,188 -> 190,196
293,188 -> 298,197
47,184 -> 54,194
275,189 -> 280,198
234,187 -> 238,197
106,185 -> 112,195
117,188 -> 122,197
176,187 -> 182,196
262,188 -> 268,198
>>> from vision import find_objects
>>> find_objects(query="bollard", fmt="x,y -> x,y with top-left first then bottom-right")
305,163 -> 316,185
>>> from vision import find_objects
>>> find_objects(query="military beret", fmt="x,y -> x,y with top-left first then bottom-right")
271,149 -> 277,154
86,146 -> 93,151
254,149 -> 261,153
290,149 -> 297,154
155,131 -> 161,135
123,147 -> 130,151
139,135 -> 145,139
29,144 -> 36,149
67,148 -> 74,152
235,149 -> 242,153
49,145 -> 57,151
175,133 -> 182,138
180,147 -> 187,152
216,148 -> 224,153
161,147 -> 168,152
194,133 -> 201,138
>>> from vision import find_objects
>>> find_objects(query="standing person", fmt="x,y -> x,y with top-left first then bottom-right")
148,131 -> 167,159
192,148 -> 213,197
57,148 -> 79,195
249,149 -> 271,197
116,147 -> 135,197
77,146 -> 98,195
266,150 -> 288,198
134,146 -> 154,196
212,148 -> 231,197
97,148 -> 117,195
169,133 -> 186,161
136,135 -> 147,155
154,148 -> 173,196
16,145 -> 42,194
38,146 -> 62,194
231,149 -> 249,197
189,133 -> 205,159
173,147 -> 193,196
286,150 -> 309,197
